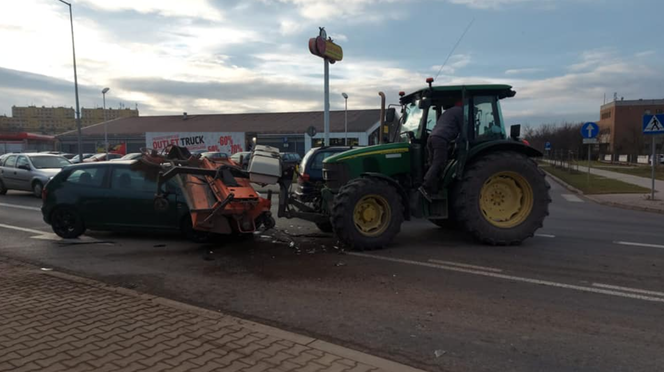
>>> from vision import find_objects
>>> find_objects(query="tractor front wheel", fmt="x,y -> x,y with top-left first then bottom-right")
453,152 -> 551,245
331,178 -> 403,250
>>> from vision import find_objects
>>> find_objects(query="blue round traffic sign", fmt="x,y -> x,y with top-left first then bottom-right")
581,122 -> 599,139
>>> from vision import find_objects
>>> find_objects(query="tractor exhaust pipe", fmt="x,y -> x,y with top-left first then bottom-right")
378,91 -> 386,144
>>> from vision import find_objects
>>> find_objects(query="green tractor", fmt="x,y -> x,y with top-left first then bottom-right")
322,82 -> 550,249
279,81 -> 551,250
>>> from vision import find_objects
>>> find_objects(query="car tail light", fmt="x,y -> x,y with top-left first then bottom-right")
298,173 -> 310,185
41,187 -> 48,201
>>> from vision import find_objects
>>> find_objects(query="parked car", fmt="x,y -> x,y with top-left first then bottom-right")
649,154 -> 664,165
199,152 -> 229,161
230,151 -> 252,169
0,153 -> 71,197
295,146 -> 354,200
84,153 -> 124,162
70,153 -> 94,163
280,152 -> 302,170
41,161 -> 196,240
112,153 -> 142,161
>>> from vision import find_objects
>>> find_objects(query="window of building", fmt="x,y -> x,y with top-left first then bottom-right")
601,111 -> 611,120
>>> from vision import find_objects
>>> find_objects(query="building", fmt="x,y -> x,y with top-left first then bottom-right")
81,107 -> 138,126
0,132 -> 56,154
598,99 -> 664,154
56,110 -> 383,156
0,106 -> 139,135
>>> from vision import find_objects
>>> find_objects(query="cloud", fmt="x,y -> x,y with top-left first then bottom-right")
431,54 -> 472,75
505,68 -> 545,75
445,0 -> 534,9
269,0 -> 399,21
76,0 -> 224,21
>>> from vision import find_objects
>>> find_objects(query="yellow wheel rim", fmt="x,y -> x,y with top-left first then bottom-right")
479,171 -> 534,228
353,194 -> 391,237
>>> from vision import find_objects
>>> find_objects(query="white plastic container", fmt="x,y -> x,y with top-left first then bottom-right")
248,145 -> 282,184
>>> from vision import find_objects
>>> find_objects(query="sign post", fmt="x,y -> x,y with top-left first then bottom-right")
581,122 -> 599,184
309,28 -> 343,146
642,114 -> 664,200
544,141 -> 551,159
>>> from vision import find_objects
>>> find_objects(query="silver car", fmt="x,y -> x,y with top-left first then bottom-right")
0,153 -> 71,197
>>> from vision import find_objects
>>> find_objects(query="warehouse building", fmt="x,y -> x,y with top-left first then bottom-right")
56,110 -> 383,156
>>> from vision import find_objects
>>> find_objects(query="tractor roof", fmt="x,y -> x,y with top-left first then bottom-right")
400,84 -> 516,104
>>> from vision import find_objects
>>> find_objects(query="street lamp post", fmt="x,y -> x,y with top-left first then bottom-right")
58,0 -> 83,161
341,93 -> 348,145
102,87 -> 110,159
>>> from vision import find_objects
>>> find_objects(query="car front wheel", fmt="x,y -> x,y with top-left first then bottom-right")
51,207 -> 86,239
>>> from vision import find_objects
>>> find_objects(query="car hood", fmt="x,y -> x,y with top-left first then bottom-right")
35,168 -> 64,176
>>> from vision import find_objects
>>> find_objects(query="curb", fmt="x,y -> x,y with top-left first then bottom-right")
37,267 -> 424,372
543,170 -> 664,215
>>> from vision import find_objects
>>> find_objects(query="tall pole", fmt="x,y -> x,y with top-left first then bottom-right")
59,0 -> 82,161
652,136 -> 656,200
102,90 -> 108,159
323,59 -> 330,146
344,97 -> 348,145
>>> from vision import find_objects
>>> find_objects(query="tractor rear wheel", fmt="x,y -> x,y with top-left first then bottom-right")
453,152 -> 550,245
331,178 -> 403,250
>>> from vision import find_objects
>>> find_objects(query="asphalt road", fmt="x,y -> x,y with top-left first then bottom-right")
1,180 -> 664,372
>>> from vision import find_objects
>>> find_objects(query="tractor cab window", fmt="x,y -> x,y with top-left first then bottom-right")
472,96 -> 505,141
400,102 -> 437,141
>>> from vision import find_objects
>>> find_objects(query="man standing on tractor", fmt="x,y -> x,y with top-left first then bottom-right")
419,98 -> 463,201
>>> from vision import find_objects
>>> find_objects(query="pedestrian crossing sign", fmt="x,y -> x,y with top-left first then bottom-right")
643,114 -> 664,135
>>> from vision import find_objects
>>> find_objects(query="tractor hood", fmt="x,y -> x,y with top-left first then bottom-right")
323,142 -> 409,164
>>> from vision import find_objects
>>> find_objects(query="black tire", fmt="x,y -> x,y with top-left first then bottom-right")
331,177 -> 404,250
453,152 -> 551,245
0,180 -> 7,195
315,221 -> 333,233
32,181 -> 43,198
51,207 -> 86,239
181,216 -> 210,243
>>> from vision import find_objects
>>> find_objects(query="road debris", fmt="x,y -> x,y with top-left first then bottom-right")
434,350 -> 447,358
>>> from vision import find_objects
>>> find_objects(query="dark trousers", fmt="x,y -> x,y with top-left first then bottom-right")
422,135 -> 448,192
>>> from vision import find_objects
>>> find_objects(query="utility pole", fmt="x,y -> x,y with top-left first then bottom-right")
342,93 -> 348,145
102,87 -> 109,159
58,0 -> 83,161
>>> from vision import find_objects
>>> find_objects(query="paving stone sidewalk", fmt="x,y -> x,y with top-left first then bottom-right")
0,258 -> 423,372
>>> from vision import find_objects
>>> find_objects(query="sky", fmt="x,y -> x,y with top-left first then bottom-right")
0,0 -> 662,126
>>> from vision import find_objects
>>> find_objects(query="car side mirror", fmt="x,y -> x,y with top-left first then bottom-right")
18,164 -> 30,171
385,108 -> 396,123
510,124 -> 521,140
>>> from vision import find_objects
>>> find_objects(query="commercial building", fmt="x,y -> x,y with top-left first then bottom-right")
56,109 -> 383,157
0,132 -> 56,154
0,105 -> 139,135
598,99 -> 664,154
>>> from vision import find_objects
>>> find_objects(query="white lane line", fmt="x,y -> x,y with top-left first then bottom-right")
0,223 -> 45,235
535,233 -> 556,238
592,283 -> 664,298
561,194 -> 584,203
614,241 -> 664,250
0,202 -> 41,211
428,259 -> 503,273
348,252 -> 664,304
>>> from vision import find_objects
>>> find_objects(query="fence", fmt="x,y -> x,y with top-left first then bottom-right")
547,149 -> 580,172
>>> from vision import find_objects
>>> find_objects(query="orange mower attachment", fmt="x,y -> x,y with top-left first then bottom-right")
140,145 -> 274,236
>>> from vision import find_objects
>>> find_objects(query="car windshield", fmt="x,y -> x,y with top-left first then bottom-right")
29,156 -> 70,169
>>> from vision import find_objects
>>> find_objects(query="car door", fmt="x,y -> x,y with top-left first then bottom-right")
14,156 -> 33,191
104,165 -> 178,229
0,155 -> 18,188
60,166 -> 110,228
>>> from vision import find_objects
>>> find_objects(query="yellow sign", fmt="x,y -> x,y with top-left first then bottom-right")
324,40 -> 343,62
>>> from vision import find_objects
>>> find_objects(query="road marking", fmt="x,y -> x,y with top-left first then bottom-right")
535,233 -> 556,238
614,241 -> 664,250
561,194 -> 584,203
428,259 -> 503,273
592,283 -> 664,298
0,202 -> 41,211
0,223 -> 45,235
348,252 -> 664,304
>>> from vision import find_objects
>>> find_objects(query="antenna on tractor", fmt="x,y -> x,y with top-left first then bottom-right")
434,18 -> 475,81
